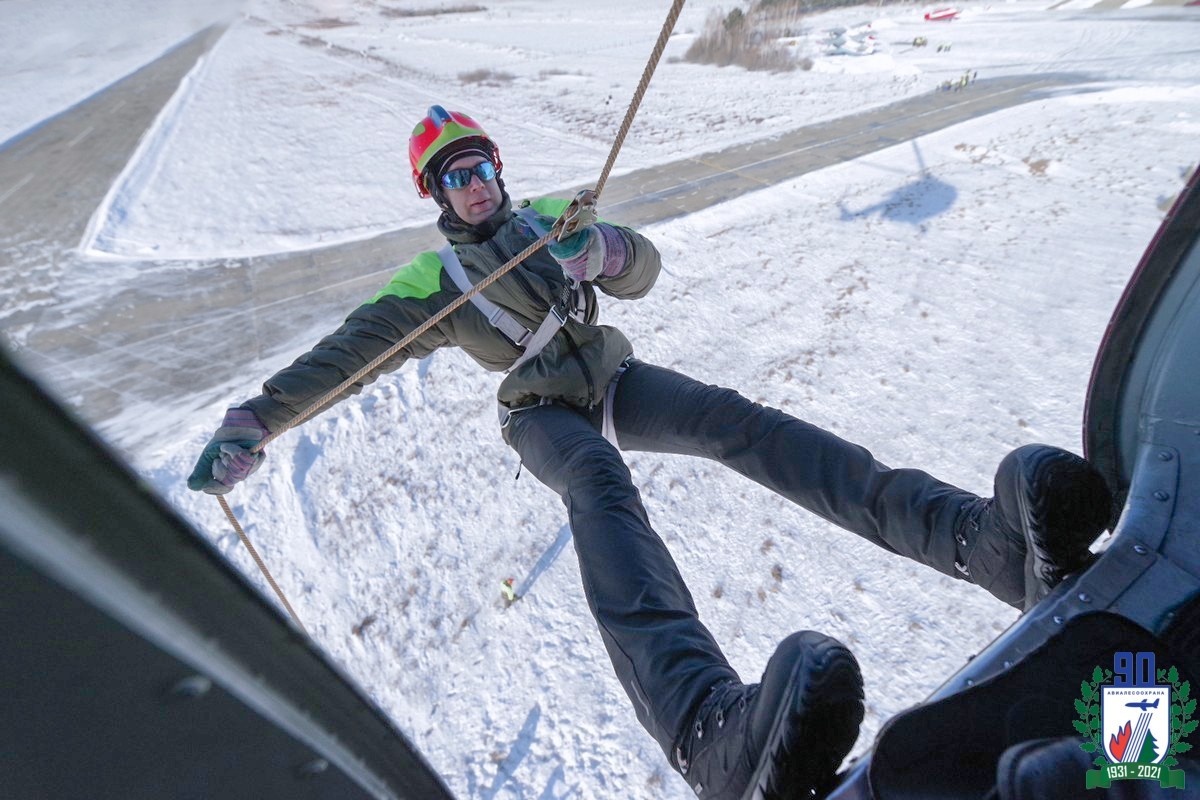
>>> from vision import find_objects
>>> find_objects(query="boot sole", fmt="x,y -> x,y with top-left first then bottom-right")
741,632 -> 865,800
1011,446 -> 1112,610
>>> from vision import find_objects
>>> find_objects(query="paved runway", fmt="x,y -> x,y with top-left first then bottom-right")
0,25 -> 1104,443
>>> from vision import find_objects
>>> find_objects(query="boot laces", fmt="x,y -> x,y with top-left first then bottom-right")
954,497 -> 993,575
954,492 -> 1030,601
675,680 -> 759,791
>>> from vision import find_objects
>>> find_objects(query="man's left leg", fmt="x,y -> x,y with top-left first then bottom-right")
610,360 -> 1111,611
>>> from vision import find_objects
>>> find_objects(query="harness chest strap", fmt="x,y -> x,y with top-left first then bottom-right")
438,207 -> 584,373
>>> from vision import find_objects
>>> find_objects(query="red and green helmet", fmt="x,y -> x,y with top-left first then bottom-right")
408,105 -> 502,198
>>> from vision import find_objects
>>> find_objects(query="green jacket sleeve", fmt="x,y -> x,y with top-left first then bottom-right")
242,257 -> 452,432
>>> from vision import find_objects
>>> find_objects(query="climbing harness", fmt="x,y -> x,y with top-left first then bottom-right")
439,207 -> 587,374
217,0 -> 688,631
601,362 -> 628,449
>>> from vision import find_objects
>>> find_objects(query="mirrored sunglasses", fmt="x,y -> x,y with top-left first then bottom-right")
440,161 -> 496,190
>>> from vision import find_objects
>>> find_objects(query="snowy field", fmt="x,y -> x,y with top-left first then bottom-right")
4,0 -> 1200,797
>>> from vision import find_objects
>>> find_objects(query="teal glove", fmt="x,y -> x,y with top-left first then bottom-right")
548,227 -> 601,281
187,407 -> 269,494
548,224 -> 628,283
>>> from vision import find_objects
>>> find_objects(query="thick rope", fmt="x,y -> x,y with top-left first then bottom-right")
595,0 -> 686,199
217,494 -> 309,633
218,0 -> 688,630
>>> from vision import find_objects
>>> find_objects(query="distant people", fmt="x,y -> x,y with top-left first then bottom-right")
189,105 -> 1113,798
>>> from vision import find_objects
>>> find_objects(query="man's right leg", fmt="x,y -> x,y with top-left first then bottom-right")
504,403 -> 864,799
504,403 -> 738,754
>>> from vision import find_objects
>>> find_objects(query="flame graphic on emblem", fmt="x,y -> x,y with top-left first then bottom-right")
1109,720 -> 1132,761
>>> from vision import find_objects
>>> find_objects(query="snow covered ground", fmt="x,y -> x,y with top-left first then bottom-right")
5,0 -> 1200,797
0,0 -> 242,147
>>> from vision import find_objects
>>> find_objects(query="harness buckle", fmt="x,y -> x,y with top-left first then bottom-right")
490,308 -> 533,347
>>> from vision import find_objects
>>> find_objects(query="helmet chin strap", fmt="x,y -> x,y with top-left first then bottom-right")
429,183 -> 455,217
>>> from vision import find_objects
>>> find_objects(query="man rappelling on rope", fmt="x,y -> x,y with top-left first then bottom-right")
188,105 -> 1114,799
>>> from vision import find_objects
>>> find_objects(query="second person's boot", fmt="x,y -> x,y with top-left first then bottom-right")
954,444 -> 1112,611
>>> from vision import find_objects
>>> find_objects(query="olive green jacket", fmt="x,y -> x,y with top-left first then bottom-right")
242,198 -> 661,433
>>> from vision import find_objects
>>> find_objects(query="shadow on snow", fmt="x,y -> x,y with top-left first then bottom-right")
837,141 -> 957,232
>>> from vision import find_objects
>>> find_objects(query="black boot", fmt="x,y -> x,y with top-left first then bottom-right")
672,631 -> 864,800
954,444 -> 1112,611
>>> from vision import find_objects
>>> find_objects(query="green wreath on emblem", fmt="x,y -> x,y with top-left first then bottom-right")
1156,666 -> 1197,770
1075,665 -> 1113,765
1076,664 -> 1196,789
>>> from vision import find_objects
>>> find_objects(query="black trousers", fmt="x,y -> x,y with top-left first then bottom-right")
503,360 -> 972,756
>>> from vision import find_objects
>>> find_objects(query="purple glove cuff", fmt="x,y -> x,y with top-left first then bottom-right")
556,224 -> 629,283
595,224 -> 628,278
224,407 -> 269,434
